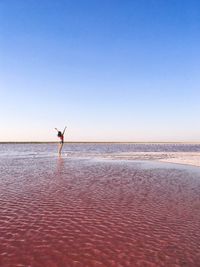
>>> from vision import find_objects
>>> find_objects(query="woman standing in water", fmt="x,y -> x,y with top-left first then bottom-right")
55,126 -> 67,156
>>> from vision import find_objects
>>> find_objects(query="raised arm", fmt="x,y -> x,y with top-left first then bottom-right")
62,126 -> 67,135
55,128 -> 59,132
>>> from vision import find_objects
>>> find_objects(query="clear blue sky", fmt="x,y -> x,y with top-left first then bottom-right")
1,0 -> 200,142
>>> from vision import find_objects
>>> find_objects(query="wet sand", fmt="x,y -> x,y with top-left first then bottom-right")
0,155 -> 200,267
99,152 -> 200,167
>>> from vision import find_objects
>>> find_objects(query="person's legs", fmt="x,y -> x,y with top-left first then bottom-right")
58,142 -> 63,155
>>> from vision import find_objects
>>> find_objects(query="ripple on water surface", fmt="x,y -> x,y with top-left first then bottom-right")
0,155 -> 200,267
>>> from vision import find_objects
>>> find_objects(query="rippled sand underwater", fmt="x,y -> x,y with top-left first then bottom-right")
0,144 -> 200,266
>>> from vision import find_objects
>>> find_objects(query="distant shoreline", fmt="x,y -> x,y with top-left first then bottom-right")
0,142 -> 200,144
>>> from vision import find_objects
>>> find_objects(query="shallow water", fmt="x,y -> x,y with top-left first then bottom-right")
0,142 -> 200,166
1,143 -> 200,159
0,144 -> 200,266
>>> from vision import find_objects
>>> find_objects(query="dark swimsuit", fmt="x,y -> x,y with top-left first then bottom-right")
59,135 -> 64,144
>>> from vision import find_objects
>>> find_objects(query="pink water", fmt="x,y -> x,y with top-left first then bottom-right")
0,144 -> 200,266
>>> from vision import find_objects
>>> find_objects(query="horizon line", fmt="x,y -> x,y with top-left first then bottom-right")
1,141 -> 200,144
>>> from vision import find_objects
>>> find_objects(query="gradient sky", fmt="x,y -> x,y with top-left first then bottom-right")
1,0 -> 200,142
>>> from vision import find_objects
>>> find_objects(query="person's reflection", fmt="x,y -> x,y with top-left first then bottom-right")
54,156 -> 73,193
55,156 -> 65,176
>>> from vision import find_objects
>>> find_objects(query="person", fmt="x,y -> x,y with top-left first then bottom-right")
55,126 -> 67,156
